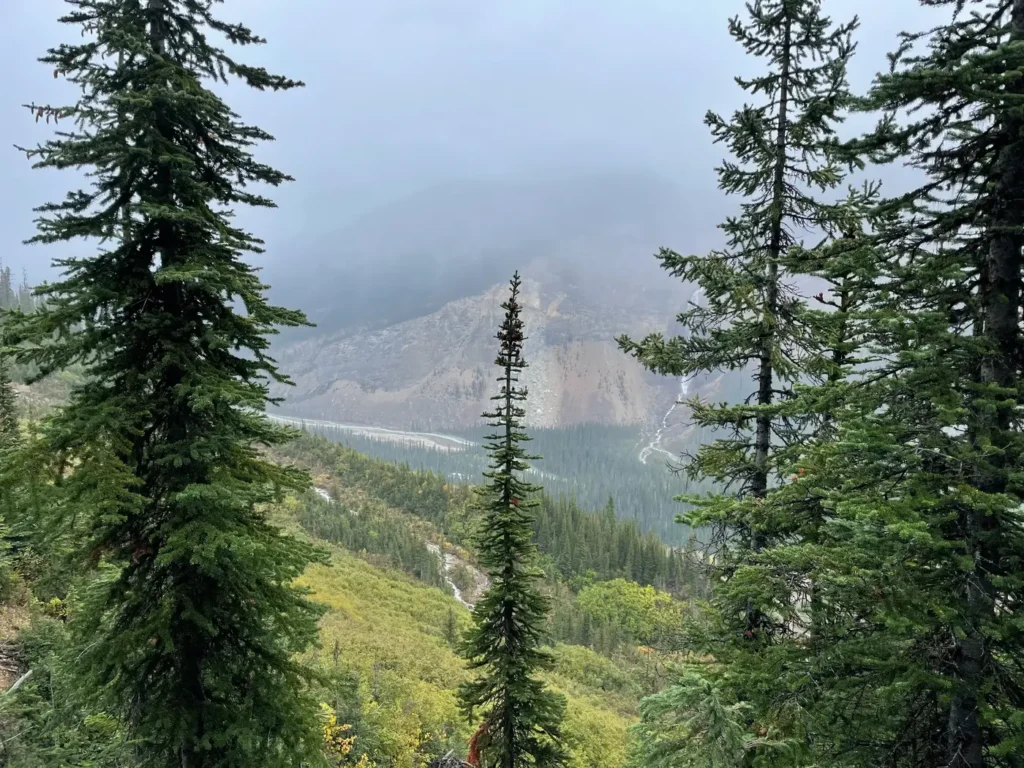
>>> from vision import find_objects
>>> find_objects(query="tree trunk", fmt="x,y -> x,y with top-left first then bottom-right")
949,3 -> 1024,766
746,11 -> 791,637
752,11 -> 791,503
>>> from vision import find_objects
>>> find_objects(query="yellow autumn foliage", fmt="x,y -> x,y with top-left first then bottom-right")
321,703 -> 358,763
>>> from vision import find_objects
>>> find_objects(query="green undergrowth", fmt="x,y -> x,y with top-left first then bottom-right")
282,503 -> 637,768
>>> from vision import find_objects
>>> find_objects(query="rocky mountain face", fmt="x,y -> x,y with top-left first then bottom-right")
266,170 -> 724,432
273,272 -> 687,431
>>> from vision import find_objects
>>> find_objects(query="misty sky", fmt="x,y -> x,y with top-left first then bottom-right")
2,0 -> 937,283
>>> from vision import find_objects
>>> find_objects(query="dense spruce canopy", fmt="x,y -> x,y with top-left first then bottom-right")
617,0 -> 860,607
628,0 -> 1024,764
620,1 -> 873,765
827,1 -> 1024,764
459,272 -> 567,768
9,1 -> 325,765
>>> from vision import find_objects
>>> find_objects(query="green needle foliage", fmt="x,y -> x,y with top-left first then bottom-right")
0,355 -> 19,601
820,1 -> 1024,764
459,272 -> 567,768
617,0 -> 860,588
0,357 -> 17,447
8,1 -> 326,765
618,1 -> 874,765
618,0 -> 859,635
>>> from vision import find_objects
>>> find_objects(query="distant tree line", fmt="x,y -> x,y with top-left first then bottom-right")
292,421 -> 715,545
272,432 -> 702,598
0,264 -> 37,315
293,491 -> 448,591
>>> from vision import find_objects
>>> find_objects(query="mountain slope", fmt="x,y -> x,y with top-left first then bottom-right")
265,170 -> 705,431
274,276 -> 683,430
265,170 -> 708,336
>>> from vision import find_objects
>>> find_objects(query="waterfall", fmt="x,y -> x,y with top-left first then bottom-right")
638,286 -> 703,464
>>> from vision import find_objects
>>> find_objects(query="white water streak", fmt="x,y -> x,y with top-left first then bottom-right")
639,376 -> 688,464
266,413 -> 475,452
639,287 -> 703,465
427,542 -> 475,609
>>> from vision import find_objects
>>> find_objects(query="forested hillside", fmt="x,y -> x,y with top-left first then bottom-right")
2,1 -> 1024,767
271,433 -> 702,601
287,422 -> 710,545
0,483 -> 655,767
0,386 -> 693,765
290,546 -> 640,768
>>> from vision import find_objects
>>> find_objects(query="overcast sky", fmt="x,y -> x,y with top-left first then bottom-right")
2,0 -> 937,283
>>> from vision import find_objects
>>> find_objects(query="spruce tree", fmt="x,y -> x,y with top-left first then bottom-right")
621,0 -> 858,620
618,0 -> 859,638
10,2 -> 325,765
819,2 -> 1024,763
742,218 -> 915,767
776,188 -> 887,639
459,272 -> 567,768
618,1 -> 867,763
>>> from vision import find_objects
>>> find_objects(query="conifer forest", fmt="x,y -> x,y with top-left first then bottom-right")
1,1 -> 1023,767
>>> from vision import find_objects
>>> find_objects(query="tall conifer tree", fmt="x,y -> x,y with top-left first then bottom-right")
618,0 -> 858,639
459,272 -> 567,768
822,1 -> 1024,763
10,2 -> 325,765
619,1 -> 867,764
